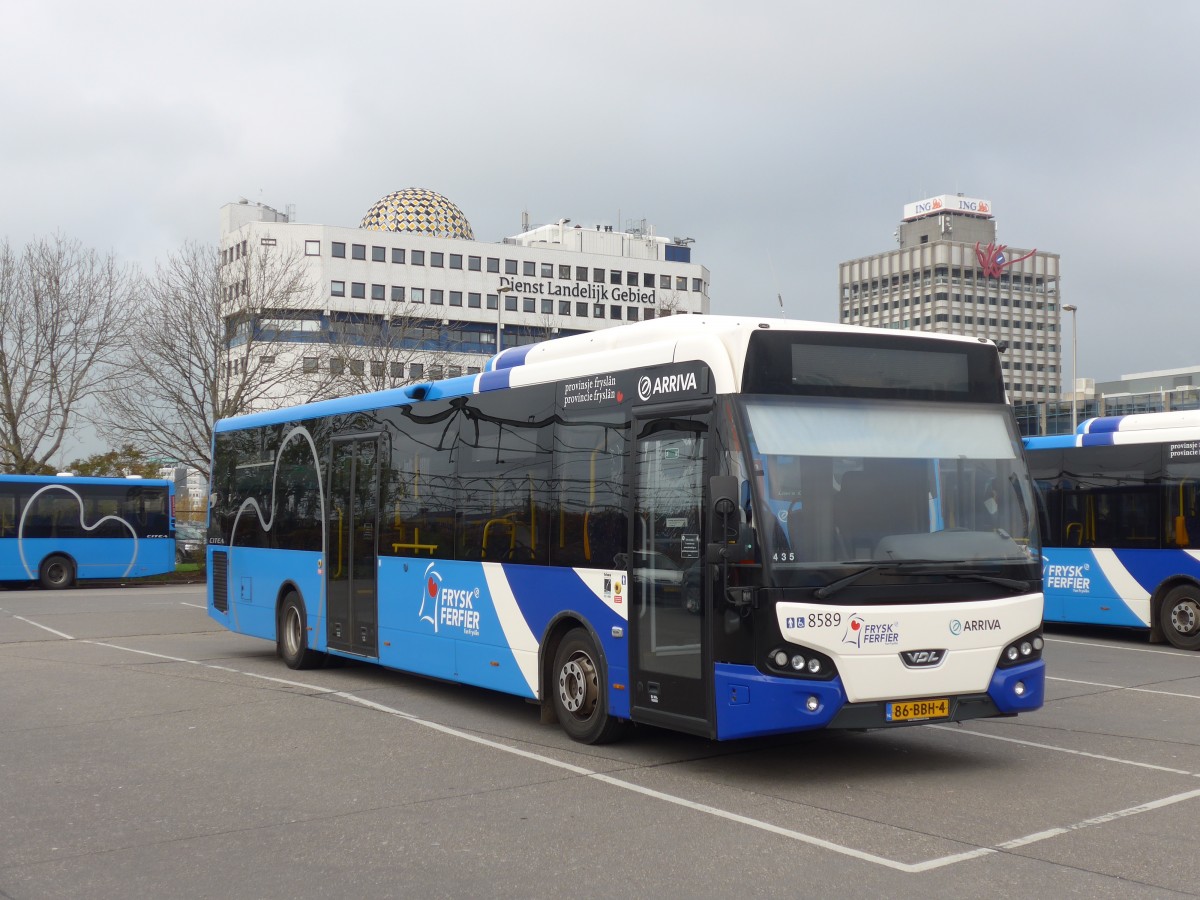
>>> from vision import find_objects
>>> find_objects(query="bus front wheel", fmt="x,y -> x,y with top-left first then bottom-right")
1160,585 -> 1200,651
39,555 -> 75,590
551,628 -> 625,744
278,593 -> 323,669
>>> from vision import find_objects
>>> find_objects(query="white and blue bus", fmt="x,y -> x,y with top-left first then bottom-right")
206,316 -> 1044,742
0,474 -> 176,588
1025,410 -> 1200,650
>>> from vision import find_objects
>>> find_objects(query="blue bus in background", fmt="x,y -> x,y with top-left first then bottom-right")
0,474 -> 176,588
207,316 -> 1044,743
1025,411 -> 1200,650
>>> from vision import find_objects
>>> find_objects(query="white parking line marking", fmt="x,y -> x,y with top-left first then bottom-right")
12,616 -> 75,640
930,724 -> 1195,775
1045,637 -> 1198,658
180,601 -> 206,609
10,615 -> 1200,874
1048,675 -> 1200,701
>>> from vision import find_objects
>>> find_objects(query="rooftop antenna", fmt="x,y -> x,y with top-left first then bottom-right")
768,252 -> 787,318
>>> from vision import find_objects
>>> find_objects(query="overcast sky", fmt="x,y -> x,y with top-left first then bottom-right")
3,1 -> 1198,406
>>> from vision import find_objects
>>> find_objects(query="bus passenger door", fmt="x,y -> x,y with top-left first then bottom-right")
628,409 -> 712,736
327,436 -> 380,657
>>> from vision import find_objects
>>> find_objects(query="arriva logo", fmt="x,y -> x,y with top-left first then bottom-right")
418,562 -> 482,636
637,370 -> 699,402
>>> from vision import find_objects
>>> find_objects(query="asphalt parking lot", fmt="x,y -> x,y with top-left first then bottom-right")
3,584 -> 1200,898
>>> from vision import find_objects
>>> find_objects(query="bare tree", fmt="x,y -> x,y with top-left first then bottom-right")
101,239 -> 331,480
317,304 -> 485,397
0,235 -> 137,473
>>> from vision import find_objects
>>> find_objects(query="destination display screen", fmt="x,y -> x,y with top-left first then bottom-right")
742,329 -> 1006,403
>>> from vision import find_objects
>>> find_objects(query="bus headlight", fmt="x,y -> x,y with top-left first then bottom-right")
998,630 -> 1044,668
790,654 -> 806,671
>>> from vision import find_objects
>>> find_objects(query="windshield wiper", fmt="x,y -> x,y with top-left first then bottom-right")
814,562 -> 1030,599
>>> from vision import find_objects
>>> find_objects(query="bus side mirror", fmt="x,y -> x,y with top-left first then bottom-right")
708,475 -> 755,560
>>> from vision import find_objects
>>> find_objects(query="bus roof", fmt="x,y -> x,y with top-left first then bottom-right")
216,314 -> 1000,433
1025,410 -> 1200,449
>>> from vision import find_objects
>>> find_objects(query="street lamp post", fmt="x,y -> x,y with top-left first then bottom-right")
495,285 -> 514,353
1062,304 -> 1078,431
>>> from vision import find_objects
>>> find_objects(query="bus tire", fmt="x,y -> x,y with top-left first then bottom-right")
551,627 -> 625,744
278,593 -> 323,669
39,555 -> 75,590
1159,585 -> 1200,651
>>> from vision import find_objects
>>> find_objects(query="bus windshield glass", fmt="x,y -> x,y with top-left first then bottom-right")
740,397 -> 1038,585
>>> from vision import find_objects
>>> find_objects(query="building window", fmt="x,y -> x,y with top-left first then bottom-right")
644,272 -> 655,288
331,281 -> 346,297
450,254 -> 463,270
392,247 -> 405,264
610,305 -> 622,320
330,358 -> 345,376
391,286 -> 405,302
352,244 -> 366,260
448,366 -> 462,379
372,246 -> 385,262
627,307 -> 639,322
486,294 -> 498,310
371,284 -> 385,301
541,298 -> 552,315
468,255 -> 481,271
692,278 -> 703,292
305,240 -> 320,256
429,366 -> 444,380
505,259 -> 517,275
332,242 -> 346,258
523,260 -> 535,276
593,304 -> 605,318
468,292 -> 481,308
431,252 -> 444,268
371,361 -> 385,377
450,291 -> 463,306
410,363 -> 424,380
660,274 -> 670,289
411,288 -> 424,303
610,270 -> 621,285
521,297 -> 534,313
627,272 -> 637,286
542,262 -> 553,278
487,257 -> 499,273
576,302 -> 588,317
351,282 -> 365,299
349,359 -> 364,376
430,289 -> 444,305
644,309 -> 655,320
559,265 -> 570,280
302,356 -> 318,373
593,267 -> 605,282
505,295 -> 517,312
559,300 -> 571,316
389,361 -> 404,378
676,276 -> 686,291
576,266 -> 588,282
411,250 -> 424,265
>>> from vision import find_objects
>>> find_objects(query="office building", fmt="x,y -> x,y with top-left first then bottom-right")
838,194 -> 1062,405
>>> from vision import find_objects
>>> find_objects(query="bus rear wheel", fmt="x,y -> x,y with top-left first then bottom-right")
1160,585 -> 1200,651
39,555 -> 75,590
551,628 -> 625,744
278,593 -> 323,669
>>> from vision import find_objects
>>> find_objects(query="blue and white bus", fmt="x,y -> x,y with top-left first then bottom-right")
0,474 -> 176,588
206,316 -> 1045,742
1025,410 -> 1200,650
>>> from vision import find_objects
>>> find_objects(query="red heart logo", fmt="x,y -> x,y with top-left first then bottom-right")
427,577 -> 438,597
617,391 -> 624,403
851,619 -> 861,631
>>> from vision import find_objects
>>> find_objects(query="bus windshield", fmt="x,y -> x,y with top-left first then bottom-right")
740,397 -> 1039,585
